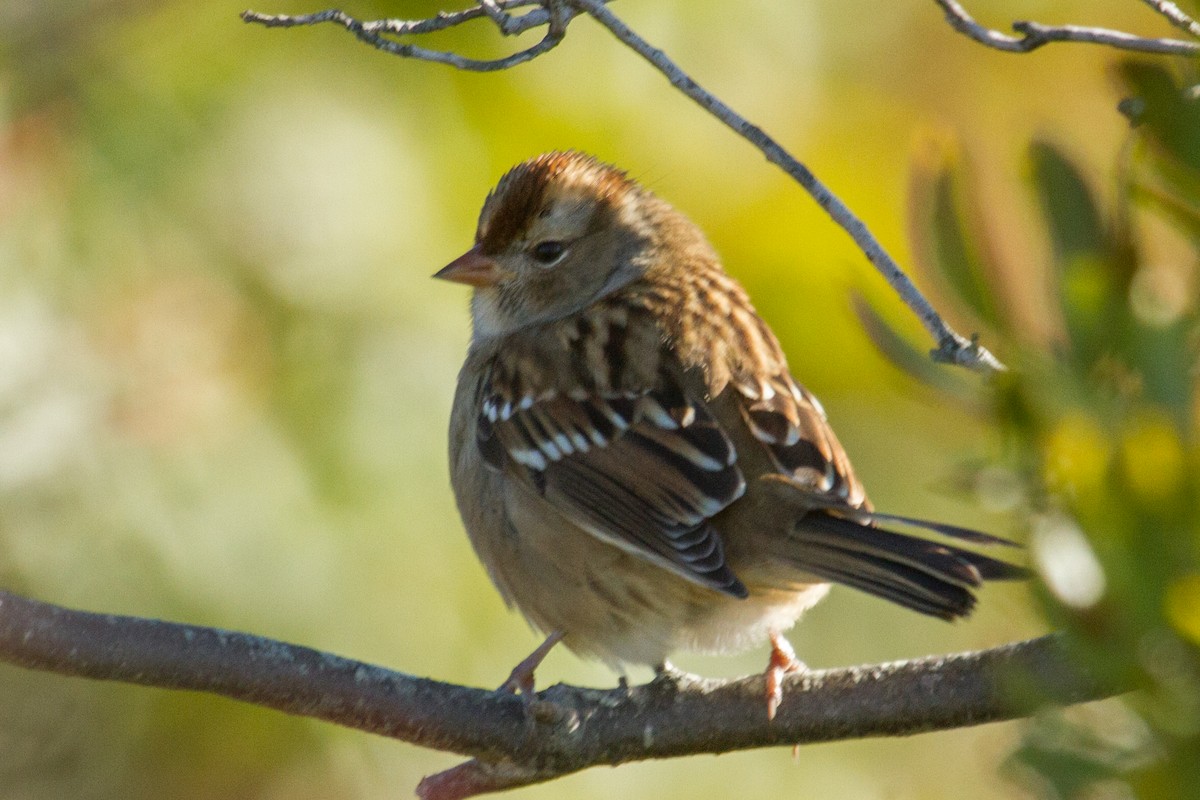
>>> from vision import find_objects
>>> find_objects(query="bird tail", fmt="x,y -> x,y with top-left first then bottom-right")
775,508 -> 1027,620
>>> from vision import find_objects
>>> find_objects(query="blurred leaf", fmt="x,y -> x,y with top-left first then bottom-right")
1132,181 -> 1200,241
1009,744 -> 1125,800
1116,64 -> 1200,420
909,146 -> 1003,331
1006,711 -> 1149,800
850,292 -> 974,398
1118,410 -> 1187,506
1029,141 -> 1131,367
1121,64 -> 1200,257
1128,319 -> 1194,421
1120,63 -> 1200,174
1030,141 -> 1107,266
1165,574 -> 1200,647
906,62 -> 1200,800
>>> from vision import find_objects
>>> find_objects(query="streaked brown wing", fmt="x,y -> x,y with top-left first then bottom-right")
477,368 -> 748,597
735,372 -> 869,510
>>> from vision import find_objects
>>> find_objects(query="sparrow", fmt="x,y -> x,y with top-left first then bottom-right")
436,151 -> 1022,718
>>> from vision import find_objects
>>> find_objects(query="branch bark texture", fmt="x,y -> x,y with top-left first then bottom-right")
0,589 -> 1123,799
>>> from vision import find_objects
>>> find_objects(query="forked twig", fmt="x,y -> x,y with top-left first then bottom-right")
934,0 -> 1200,55
241,1 -> 579,70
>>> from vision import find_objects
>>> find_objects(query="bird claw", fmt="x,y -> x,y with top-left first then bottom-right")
496,631 -> 565,704
497,667 -> 535,698
765,632 -> 807,721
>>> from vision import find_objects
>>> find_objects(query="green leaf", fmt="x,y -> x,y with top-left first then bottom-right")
909,146 -> 1003,331
1029,141 -> 1128,366
1006,710 -> 1153,800
850,292 -> 974,398
1030,140 -> 1107,266
1132,182 -> 1200,242
1120,62 -> 1200,174
1121,63 -> 1200,246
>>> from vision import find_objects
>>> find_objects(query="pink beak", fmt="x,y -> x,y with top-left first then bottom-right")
433,245 -> 503,288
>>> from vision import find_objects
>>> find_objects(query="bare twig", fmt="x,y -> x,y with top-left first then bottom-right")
243,1 -> 545,37
240,2 -> 581,71
0,589 -> 1120,800
1138,0 -> 1200,39
241,1 -> 1006,372
567,0 -> 1005,372
934,0 -> 1200,55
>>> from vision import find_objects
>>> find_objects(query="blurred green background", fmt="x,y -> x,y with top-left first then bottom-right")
0,1 -> 1194,798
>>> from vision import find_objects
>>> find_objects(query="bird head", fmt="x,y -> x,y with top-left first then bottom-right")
435,151 -> 684,339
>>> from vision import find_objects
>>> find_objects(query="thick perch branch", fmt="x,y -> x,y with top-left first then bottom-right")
240,1 -> 1006,373
0,589 -> 1122,800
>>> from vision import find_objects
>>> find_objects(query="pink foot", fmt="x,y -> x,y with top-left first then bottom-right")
765,631 -> 806,721
498,631 -> 565,700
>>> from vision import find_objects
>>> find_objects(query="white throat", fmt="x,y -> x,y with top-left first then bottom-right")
469,291 -> 509,341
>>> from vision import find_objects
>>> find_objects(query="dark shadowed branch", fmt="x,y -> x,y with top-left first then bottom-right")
0,589 -> 1125,800
934,0 -> 1200,55
240,1 -> 1007,373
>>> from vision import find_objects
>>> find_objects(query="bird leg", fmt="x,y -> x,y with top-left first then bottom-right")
764,631 -> 807,721
498,630 -> 565,700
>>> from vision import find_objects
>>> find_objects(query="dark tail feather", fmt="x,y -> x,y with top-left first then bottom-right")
785,511 -> 1027,620
864,511 -> 1023,549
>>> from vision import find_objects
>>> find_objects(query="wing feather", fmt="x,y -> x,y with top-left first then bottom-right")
479,364 -> 749,598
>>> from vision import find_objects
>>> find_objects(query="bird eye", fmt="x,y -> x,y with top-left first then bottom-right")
531,240 -> 567,266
